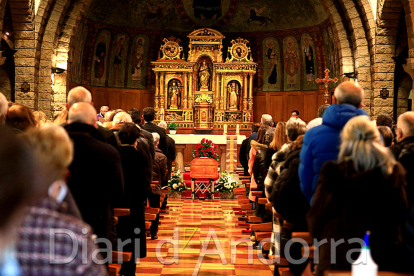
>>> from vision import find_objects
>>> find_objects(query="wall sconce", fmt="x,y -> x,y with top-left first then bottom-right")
51,67 -> 66,74
344,72 -> 355,79
391,56 -> 407,65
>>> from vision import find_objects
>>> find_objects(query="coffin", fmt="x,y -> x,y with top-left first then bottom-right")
190,157 -> 218,179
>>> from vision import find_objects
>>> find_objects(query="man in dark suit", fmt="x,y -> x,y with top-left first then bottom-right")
239,138 -> 249,176
142,107 -> 168,156
128,108 -> 155,159
65,103 -> 124,252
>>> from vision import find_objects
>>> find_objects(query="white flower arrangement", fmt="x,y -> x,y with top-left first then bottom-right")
168,170 -> 190,193
215,171 -> 240,193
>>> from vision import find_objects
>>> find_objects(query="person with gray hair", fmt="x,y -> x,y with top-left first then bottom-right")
157,120 -> 176,192
111,112 -> 132,136
261,114 -> 274,128
149,132 -> 167,240
67,86 -> 92,108
64,102 -> 124,256
0,92 -> 8,124
299,82 -> 368,204
307,104 -> 331,130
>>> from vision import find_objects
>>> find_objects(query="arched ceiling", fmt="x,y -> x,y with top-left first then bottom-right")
85,0 -> 328,32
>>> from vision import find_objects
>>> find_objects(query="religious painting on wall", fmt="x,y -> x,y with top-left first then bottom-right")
227,80 -> 241,110
182,0 -> 231,27
322,27 -> 339,88
168,79 -> 182,109
91,30 -> 111,87
283,36 -> 300,91
69,22 -> 88,84
127,35 -> 148,89
262,37 -> 281,91
108,33 -> 130,87
301,33 -> 318,90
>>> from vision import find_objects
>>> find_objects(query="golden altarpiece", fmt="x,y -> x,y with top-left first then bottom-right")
151,28 -> 257,130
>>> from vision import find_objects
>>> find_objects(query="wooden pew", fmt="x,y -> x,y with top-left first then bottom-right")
112,251 -> 132,263
114,208 -> 130,217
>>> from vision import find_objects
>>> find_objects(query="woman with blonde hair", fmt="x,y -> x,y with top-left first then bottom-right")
33,111 -> 50,128
16,125 -> 107,275
308,115 -> 408,275
53,109 -> 68,125
266,122 -> 288,169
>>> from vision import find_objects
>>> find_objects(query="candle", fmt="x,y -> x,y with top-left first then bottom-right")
236,124 -> 240,135
223,124 -> 227,135
160,108 -> 165,121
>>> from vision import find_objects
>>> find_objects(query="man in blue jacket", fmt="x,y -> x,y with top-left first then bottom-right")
299,82 -> 368,204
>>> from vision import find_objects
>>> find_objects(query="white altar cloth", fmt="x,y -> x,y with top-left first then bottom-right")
167,134 -> 246,145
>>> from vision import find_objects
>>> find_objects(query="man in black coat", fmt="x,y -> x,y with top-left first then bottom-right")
391,111 -> 414,269
239,138 -> 249,176
66,86 -> 119,150
128,108 -> 155,159
142,107 -> 168,156
65,103 -> 124,251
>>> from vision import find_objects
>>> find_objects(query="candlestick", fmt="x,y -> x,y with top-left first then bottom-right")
160,108 -> 165,121
223,124 -> 227,135
236,124 -> 240,135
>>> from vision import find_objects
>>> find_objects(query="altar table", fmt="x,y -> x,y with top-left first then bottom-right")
167,134 -> 246,172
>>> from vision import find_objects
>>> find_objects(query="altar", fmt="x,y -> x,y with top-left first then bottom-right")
152,28 -> 257,133
168,134 -> 246,173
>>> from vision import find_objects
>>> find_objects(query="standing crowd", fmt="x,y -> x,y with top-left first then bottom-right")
0,87 -> 175,276
239,82 -> 414,275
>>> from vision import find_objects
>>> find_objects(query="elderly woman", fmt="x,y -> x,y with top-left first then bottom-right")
117,123 -> 152,276
308,116 -> 408,275
16,125 -> 107,275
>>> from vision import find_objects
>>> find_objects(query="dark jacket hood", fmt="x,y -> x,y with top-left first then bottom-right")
64,123 -> 106,143
322,104 -> 368,130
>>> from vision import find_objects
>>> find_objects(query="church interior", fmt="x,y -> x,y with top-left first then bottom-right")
1,0 -> 414,275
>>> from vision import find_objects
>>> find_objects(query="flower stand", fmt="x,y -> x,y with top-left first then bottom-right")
169,191 -> 182,199
219,191 -> 235,199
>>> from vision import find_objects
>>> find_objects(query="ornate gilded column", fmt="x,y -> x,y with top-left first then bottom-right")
189,73 -> 193,108
160,72 -> 165,109
243,73 -> 248,110
249,73 -> 253,110
165,80 -> 168,110
220,74 -> 225,109
216,73 -> 220,109
184,73 -> 188,108
155,72 -> 159,108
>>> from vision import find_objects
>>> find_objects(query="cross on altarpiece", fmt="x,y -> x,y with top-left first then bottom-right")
316,69 -> 338,104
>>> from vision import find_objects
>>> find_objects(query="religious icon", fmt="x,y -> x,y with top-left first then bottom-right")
198,60 -> 211,91
303,37 -> 315,86
132,38 -> 144,85
265,40 -> 277,88
284,37 -> 299,89
113,36 -> 125,84
94,34 -> 107,84
227,81 -> 240,110
169,80 -> 180,109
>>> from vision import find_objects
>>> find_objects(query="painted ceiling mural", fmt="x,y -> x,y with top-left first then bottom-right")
86,0 -> 328,31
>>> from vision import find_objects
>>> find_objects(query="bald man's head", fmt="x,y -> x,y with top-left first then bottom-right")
68,103 -> 97,127
67,86 -> 92,108
334,82 -> 364,108
397,111 -> 414,142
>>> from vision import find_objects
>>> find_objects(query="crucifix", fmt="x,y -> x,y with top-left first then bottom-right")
316,69 -> 338,104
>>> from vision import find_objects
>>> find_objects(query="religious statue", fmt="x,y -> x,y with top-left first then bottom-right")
169,81 -> 180,109
228,82 -> 239,110
198,60 -> 210,91
285,37 -> 299,89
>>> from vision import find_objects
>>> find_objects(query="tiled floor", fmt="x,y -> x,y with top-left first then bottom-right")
138,199 -> 274,276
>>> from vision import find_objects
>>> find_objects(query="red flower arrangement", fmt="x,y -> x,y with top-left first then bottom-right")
192,138 -> 220,161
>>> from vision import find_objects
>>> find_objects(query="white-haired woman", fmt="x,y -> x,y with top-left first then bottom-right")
308,115 -> 408,275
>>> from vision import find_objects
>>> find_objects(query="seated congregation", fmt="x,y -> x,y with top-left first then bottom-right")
0,82 -> 413,276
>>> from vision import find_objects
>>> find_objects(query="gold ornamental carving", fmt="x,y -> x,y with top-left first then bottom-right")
227,38 -> 253,63
160,37 -> 183,60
